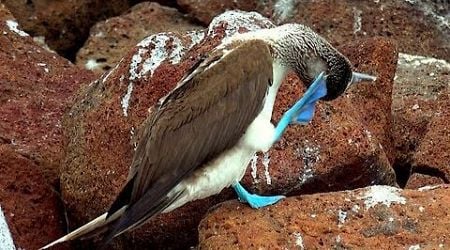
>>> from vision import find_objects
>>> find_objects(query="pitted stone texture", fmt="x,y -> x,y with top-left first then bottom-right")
2,0 -> 133,58
286,0 -> 449,60
76,2 -> 203,75
0,5 -> 95,249
61,11 -> 275,249
242,37 -> 397,196
405,173 -> 446,189
177,0 -> 275,25
392,54 -> 449,186
199,185 -> 450,249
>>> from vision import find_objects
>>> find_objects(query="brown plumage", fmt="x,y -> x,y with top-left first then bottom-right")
105,40 -> 273,239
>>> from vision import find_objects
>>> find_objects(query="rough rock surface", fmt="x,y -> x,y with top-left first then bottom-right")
412,96 -> 450,183
241,37 -> 397,196
177,0 -> 275,25
199,185 -> 450,249
2,0 -> 133,58
0,4 -> 96,249
286,0 -> 449,60
392,53 -> 449,187
405,173 -> 445,189
61,11 -> 274,249
76,2 -> 202,75
60,10 -> 399,248
178,0 -> 449,60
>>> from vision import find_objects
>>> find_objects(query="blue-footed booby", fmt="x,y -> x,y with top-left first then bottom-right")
41,23 -> 375,249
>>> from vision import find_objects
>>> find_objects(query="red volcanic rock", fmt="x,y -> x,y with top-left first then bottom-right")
412,95 -> 450,184
199,185 -> 450,249
76,2 -> 203,75
2,0 -> 133,58
287,0 -> 449,60
61,10 -> 397,249
177,0 -> 275,25
392,53 -> 449,186
0,4 -> 96,249
242,37 -> 397,196
61,10 -> 275,249
405,173 -> 445,189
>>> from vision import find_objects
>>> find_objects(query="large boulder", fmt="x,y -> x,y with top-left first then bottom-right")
241,37 -> 397,196
76,2 -> 203,75
199,185 -> 450,249
0,4 -> 96,249
178,0 -> 449,60
392,54 -> 449,188
61,10 -> 397,249
1,0 -> 133,58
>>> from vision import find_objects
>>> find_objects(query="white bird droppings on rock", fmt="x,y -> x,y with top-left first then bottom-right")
359,185 -> 406,209
353,7 -> 363,34
337,209 -> 347,227
0,206 -> 16,250
418,185 -> 441,191
409,244 -> 421,250
6,20 -> 29,37
292,232 -> 305,249
273,0 -> 297,24
207,10 -> 274,38
129,33 -> 189,81
121,82 -> 133,117
250,153 -> 259,184
298,141 -> 320,184
262,151 -> 272,185
85,58 -> 102,70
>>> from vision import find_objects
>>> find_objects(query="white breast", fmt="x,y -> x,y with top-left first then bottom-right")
163,62 -> 288,213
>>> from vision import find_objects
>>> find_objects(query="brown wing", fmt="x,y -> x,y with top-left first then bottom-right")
105,39 -> 273,240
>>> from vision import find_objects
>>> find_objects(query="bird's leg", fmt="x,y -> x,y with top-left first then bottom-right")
232,182 -> 285,209
273,72 -> 327,142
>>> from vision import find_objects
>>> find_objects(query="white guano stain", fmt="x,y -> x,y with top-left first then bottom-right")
398,53 -> 450,69
292,232 -> 305,249
337,209 -> 347,227
418,185 -> 441,191
250,153 -> 259,184
359,185 -> 406,209
0,206 -> 16,250
353,7 -> 362,34
273,0 -> 297,24
85,58 -> 102,70
121,82 -> 134,117
186,30 -> 205,45
207,10 -> 274,38
129,33 -> 188,81
6,20 -> 29,37
298,140 -> 320,185
409,244 -> 421,250
262,151 -> 272,185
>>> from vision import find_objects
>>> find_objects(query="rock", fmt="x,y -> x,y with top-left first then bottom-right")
0,4 -> 96,249
392,54 -> 449,186
411,96 -> 450,183
176,0 -> 275,25
76,2 -> 203,75
286,0 -> 449,60
405,173 -> 445,189
241,37 -> 397,197
60,10 -> 274,249
199,185 -> 450,249
2,0 -> 133,58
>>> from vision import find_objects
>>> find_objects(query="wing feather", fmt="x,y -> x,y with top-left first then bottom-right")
106,40 -> 274,239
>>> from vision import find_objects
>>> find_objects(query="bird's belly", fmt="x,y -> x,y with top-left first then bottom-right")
163,114 -> 275,213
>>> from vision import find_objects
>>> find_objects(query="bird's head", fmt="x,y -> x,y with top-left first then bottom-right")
271,23 -> 376,100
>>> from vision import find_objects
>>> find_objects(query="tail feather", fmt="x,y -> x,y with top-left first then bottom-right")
39,207 -> 126,249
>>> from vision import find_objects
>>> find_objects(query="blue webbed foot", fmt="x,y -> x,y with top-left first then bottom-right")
273,72 -> 328,141
232,182 -> 285,209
